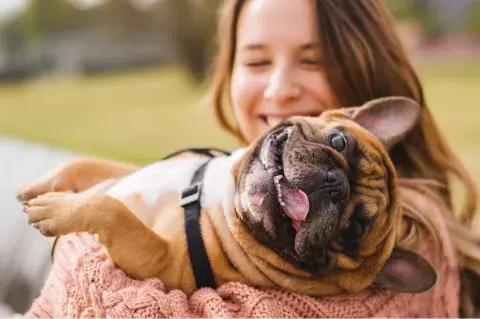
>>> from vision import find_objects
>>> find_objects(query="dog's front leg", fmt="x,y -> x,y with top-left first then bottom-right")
24,192 -> 170,279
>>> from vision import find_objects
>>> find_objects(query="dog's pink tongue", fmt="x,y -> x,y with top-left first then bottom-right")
278,177 -> 310,223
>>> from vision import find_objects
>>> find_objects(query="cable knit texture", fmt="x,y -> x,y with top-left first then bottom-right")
26,229 -> 459,318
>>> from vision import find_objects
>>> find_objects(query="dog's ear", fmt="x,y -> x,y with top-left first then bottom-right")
348,97 -> 421,149
374,248 -> 437,293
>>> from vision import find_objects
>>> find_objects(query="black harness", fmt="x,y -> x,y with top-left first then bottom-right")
52,147 -> 231,291
163,147 -> 231,289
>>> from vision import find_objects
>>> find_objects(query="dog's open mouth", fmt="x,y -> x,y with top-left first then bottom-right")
260,127 -> 310,231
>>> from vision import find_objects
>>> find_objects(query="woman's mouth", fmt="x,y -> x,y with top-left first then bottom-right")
260,127 -> 310,231
263,116 -> 285,128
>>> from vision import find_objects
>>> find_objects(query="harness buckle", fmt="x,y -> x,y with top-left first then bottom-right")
180,182 -> 203,207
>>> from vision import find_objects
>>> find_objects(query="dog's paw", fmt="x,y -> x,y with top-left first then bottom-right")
23,192 -> 78,237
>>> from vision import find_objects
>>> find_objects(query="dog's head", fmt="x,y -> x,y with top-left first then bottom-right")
233,97 -> 437,293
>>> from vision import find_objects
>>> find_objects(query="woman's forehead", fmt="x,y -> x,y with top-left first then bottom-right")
236,0 -> 320,49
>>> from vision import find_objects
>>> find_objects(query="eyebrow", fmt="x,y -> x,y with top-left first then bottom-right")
239,42 -> 322,52
300,42 -> 322,50
239,43 -> 266,51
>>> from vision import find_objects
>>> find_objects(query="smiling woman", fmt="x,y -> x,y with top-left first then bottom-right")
227,0 -> 337,143
19,0 -> 480,317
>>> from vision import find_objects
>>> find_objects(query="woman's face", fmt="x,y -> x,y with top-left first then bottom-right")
231,0 -> 337,143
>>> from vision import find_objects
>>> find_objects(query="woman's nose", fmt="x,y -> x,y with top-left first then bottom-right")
264,67 -> 302,106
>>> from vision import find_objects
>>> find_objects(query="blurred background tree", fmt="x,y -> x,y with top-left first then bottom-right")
464,0 -> 480,39
148,0 -> 222,81
1,16 -> 26,61
25,0 -> 87,33
386,0 -> 447,41
0,0 -> 479,83
0,0 -> 224,82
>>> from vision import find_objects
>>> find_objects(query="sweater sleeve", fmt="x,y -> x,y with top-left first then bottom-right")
26,230 -> 460,318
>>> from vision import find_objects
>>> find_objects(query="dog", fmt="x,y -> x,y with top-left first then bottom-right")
18,97 -> 437,296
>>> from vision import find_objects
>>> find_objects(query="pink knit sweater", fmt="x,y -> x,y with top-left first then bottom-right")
26,230 -> 460,318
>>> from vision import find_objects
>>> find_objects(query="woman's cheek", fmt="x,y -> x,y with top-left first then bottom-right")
303,71 -> 337,109
231,68 -> 270,142
232,70 -> 265,117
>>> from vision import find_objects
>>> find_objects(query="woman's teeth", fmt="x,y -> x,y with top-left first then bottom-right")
264,114 -> 321,128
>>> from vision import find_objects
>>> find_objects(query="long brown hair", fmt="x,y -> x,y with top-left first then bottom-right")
207,0 -> 479,316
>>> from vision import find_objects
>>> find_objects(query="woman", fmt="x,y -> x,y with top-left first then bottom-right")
25,0 -> 479,317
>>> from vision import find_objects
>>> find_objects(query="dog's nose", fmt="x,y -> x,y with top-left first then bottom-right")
326,170 -> 337,183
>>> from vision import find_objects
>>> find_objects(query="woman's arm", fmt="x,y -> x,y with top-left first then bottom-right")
17,157 -> 139,202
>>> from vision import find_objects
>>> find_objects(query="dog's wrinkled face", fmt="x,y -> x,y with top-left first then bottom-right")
235,114 -> 387,273
233,97 -> 435,293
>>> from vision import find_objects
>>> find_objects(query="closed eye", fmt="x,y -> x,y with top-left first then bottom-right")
300,59 -> 322,67
245,60 -> 270,67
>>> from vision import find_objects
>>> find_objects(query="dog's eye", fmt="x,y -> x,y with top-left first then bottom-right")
330,134 -> 347,152
340,220 -> 364,243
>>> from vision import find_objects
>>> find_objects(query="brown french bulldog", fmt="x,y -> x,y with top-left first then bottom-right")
18,97 -> 437,296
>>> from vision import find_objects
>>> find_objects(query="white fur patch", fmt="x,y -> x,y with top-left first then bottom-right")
201,149 -> 245,208
107,157 -> 207,207
106,149 -> 247,211
202,149 -> 247,230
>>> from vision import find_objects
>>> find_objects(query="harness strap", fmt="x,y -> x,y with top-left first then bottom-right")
180,158 -> 217,289
172,147 -> 230,289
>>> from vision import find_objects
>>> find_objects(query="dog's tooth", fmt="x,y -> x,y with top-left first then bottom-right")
276,130 -> 288,143
276,186 -> 283,199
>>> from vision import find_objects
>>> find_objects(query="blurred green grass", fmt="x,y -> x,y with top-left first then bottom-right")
0,61 -> 479,195
0,67 -> 237,164
419,60 -> 480,189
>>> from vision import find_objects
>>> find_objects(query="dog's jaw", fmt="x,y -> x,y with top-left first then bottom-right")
259,126 -> 310,230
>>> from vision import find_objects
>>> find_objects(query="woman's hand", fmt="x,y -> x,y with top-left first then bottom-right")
17,157 -> 139,202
